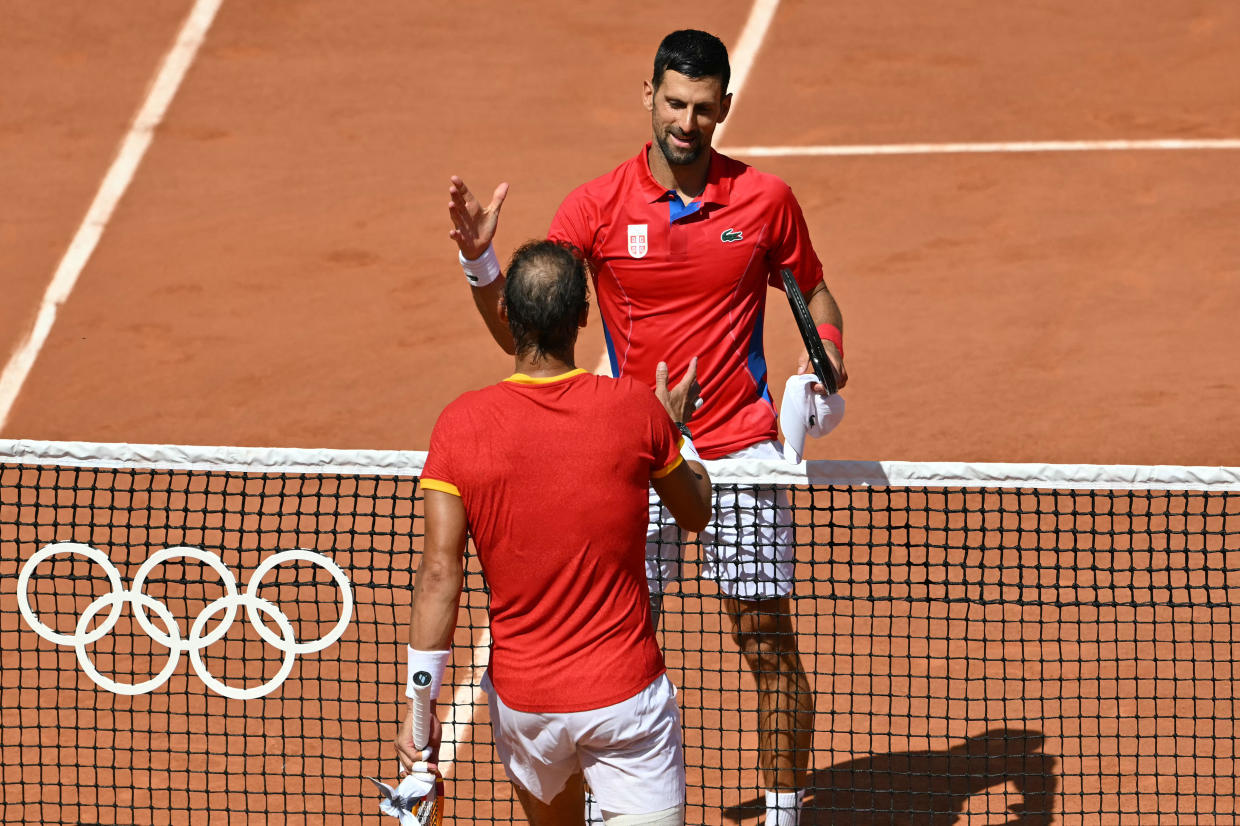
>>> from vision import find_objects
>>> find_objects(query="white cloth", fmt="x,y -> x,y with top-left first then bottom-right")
779,374 -> 845,463
368,769 -> 438,825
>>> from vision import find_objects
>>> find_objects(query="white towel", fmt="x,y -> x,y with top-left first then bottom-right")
367,770 -> 438,825
779,374 -> 846,463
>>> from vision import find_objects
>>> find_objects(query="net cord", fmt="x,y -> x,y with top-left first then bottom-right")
2,439 -> 1238,491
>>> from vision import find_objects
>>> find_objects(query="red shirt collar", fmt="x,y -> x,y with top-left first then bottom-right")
636,142 -> 733,207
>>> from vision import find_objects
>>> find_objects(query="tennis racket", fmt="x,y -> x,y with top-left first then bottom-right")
408,670 -> 444,826
780,267 -> 838,395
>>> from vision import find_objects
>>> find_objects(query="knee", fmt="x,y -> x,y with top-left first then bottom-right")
732,627 -> 800,675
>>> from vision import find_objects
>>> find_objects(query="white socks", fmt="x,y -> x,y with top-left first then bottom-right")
765,789 -> 804,826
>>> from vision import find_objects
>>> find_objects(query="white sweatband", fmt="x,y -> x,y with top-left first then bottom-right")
459,244 -> 501,287
679,435 -> 700,463
405,646 -> 450,700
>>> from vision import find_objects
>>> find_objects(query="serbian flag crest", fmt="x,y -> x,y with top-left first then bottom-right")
627,224 -> 648,259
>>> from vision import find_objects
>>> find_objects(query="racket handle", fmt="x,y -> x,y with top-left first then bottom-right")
410,670 -> 434,751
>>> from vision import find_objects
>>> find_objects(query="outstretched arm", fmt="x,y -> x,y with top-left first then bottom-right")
447,176 -> 516,354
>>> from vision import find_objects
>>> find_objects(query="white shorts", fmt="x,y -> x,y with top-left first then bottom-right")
483,672 -> 685,814
647,438 -> 795,601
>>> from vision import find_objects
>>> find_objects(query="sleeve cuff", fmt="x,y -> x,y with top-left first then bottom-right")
419,477 -> 461,496
651,454 -> 685,479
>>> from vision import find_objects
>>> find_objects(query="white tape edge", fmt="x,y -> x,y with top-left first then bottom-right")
2,440 -> 1239,491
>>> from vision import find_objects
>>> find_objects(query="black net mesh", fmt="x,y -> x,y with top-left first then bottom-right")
2,447 -> 1238,824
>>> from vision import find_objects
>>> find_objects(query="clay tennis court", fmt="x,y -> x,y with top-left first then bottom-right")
2,0 -> 1239,823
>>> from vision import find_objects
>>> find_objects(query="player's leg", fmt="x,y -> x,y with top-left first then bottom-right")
485,673 -> 587,826
699,439 -> 812,825
600,806 -> 685,825
721,595 -> 814,791
513,772 -> 588,826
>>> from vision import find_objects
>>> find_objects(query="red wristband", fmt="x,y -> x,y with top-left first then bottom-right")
816,323 -> 844,359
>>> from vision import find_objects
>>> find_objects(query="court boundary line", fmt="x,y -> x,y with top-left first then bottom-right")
437,627 -> 491,776
721,138 -> 1240,157
712,0 -> 780,147
0,0 -> 224,432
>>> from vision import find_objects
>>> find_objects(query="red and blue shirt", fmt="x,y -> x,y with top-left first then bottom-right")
549,143 -> 825,458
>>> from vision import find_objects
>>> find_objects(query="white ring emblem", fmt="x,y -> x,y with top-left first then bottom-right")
16,543 -> 354,700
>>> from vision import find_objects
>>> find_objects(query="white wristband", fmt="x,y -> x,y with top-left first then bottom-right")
405,646 -> 451,700
459,244 -> 501,287
679,434 -> 700,463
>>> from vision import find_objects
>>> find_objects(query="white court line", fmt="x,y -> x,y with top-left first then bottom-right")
712,0 -> 780,147
0,0 -> 224,432
437,627 -> 490,776
722,138 -> 1240,157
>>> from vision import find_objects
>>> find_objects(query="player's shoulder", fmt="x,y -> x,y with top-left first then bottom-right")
562,149 -> 645,203
434,383 -> 502,426
715,150 -> 797,200
569,372 -> 655,409
607,372 -> 653,398
604,374 -> 669,419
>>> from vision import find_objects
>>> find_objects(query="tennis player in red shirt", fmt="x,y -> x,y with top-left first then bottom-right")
445,31 -> 846,826
395,240 -> 712,826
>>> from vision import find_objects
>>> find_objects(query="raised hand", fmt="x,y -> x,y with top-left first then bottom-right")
654,356 -> 701,425
447,176 -> 509,261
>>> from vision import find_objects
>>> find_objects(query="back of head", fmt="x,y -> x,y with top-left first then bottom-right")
652,29 -> 730,94
504,240 -> 589,360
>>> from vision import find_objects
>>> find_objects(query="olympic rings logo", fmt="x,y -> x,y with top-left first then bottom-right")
16,543 -> 353,701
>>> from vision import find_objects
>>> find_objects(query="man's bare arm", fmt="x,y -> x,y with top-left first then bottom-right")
395,489 -> 466,770
796,280 -> 848,391
652,460 -> 712,533
468,279 -> 515,354
447,176 -> 516,354
408,489 -> 467,650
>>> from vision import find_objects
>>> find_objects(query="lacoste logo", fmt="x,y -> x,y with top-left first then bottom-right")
721,228 -> 743,243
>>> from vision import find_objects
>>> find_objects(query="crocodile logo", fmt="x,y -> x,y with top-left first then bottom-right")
720,228 -> 743,243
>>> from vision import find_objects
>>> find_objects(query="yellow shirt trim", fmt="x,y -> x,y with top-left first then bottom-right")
651,452 -> 684,480
503,368 -> 588,385
420,478 -> 461,497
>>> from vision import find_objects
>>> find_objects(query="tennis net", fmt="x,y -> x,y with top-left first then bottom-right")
2,439 -> 1238,825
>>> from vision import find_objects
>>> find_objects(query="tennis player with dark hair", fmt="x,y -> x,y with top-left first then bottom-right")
395,239 -> 712,826
445,30 -> 844,826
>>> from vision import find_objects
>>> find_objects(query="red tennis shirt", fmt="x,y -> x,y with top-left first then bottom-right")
548,143 -> 826,459
419,369 -> 683,712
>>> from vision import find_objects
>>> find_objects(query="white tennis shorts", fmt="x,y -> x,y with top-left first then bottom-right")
482,672 -> 685,814
647,439 -> 795,601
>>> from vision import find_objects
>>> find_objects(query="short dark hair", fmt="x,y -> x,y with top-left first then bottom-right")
504,240 -> 589,360
652,29 -> 730,94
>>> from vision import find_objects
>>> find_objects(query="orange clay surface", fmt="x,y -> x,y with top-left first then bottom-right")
3,0 -> 1238,464
3,2 -> 1239,824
